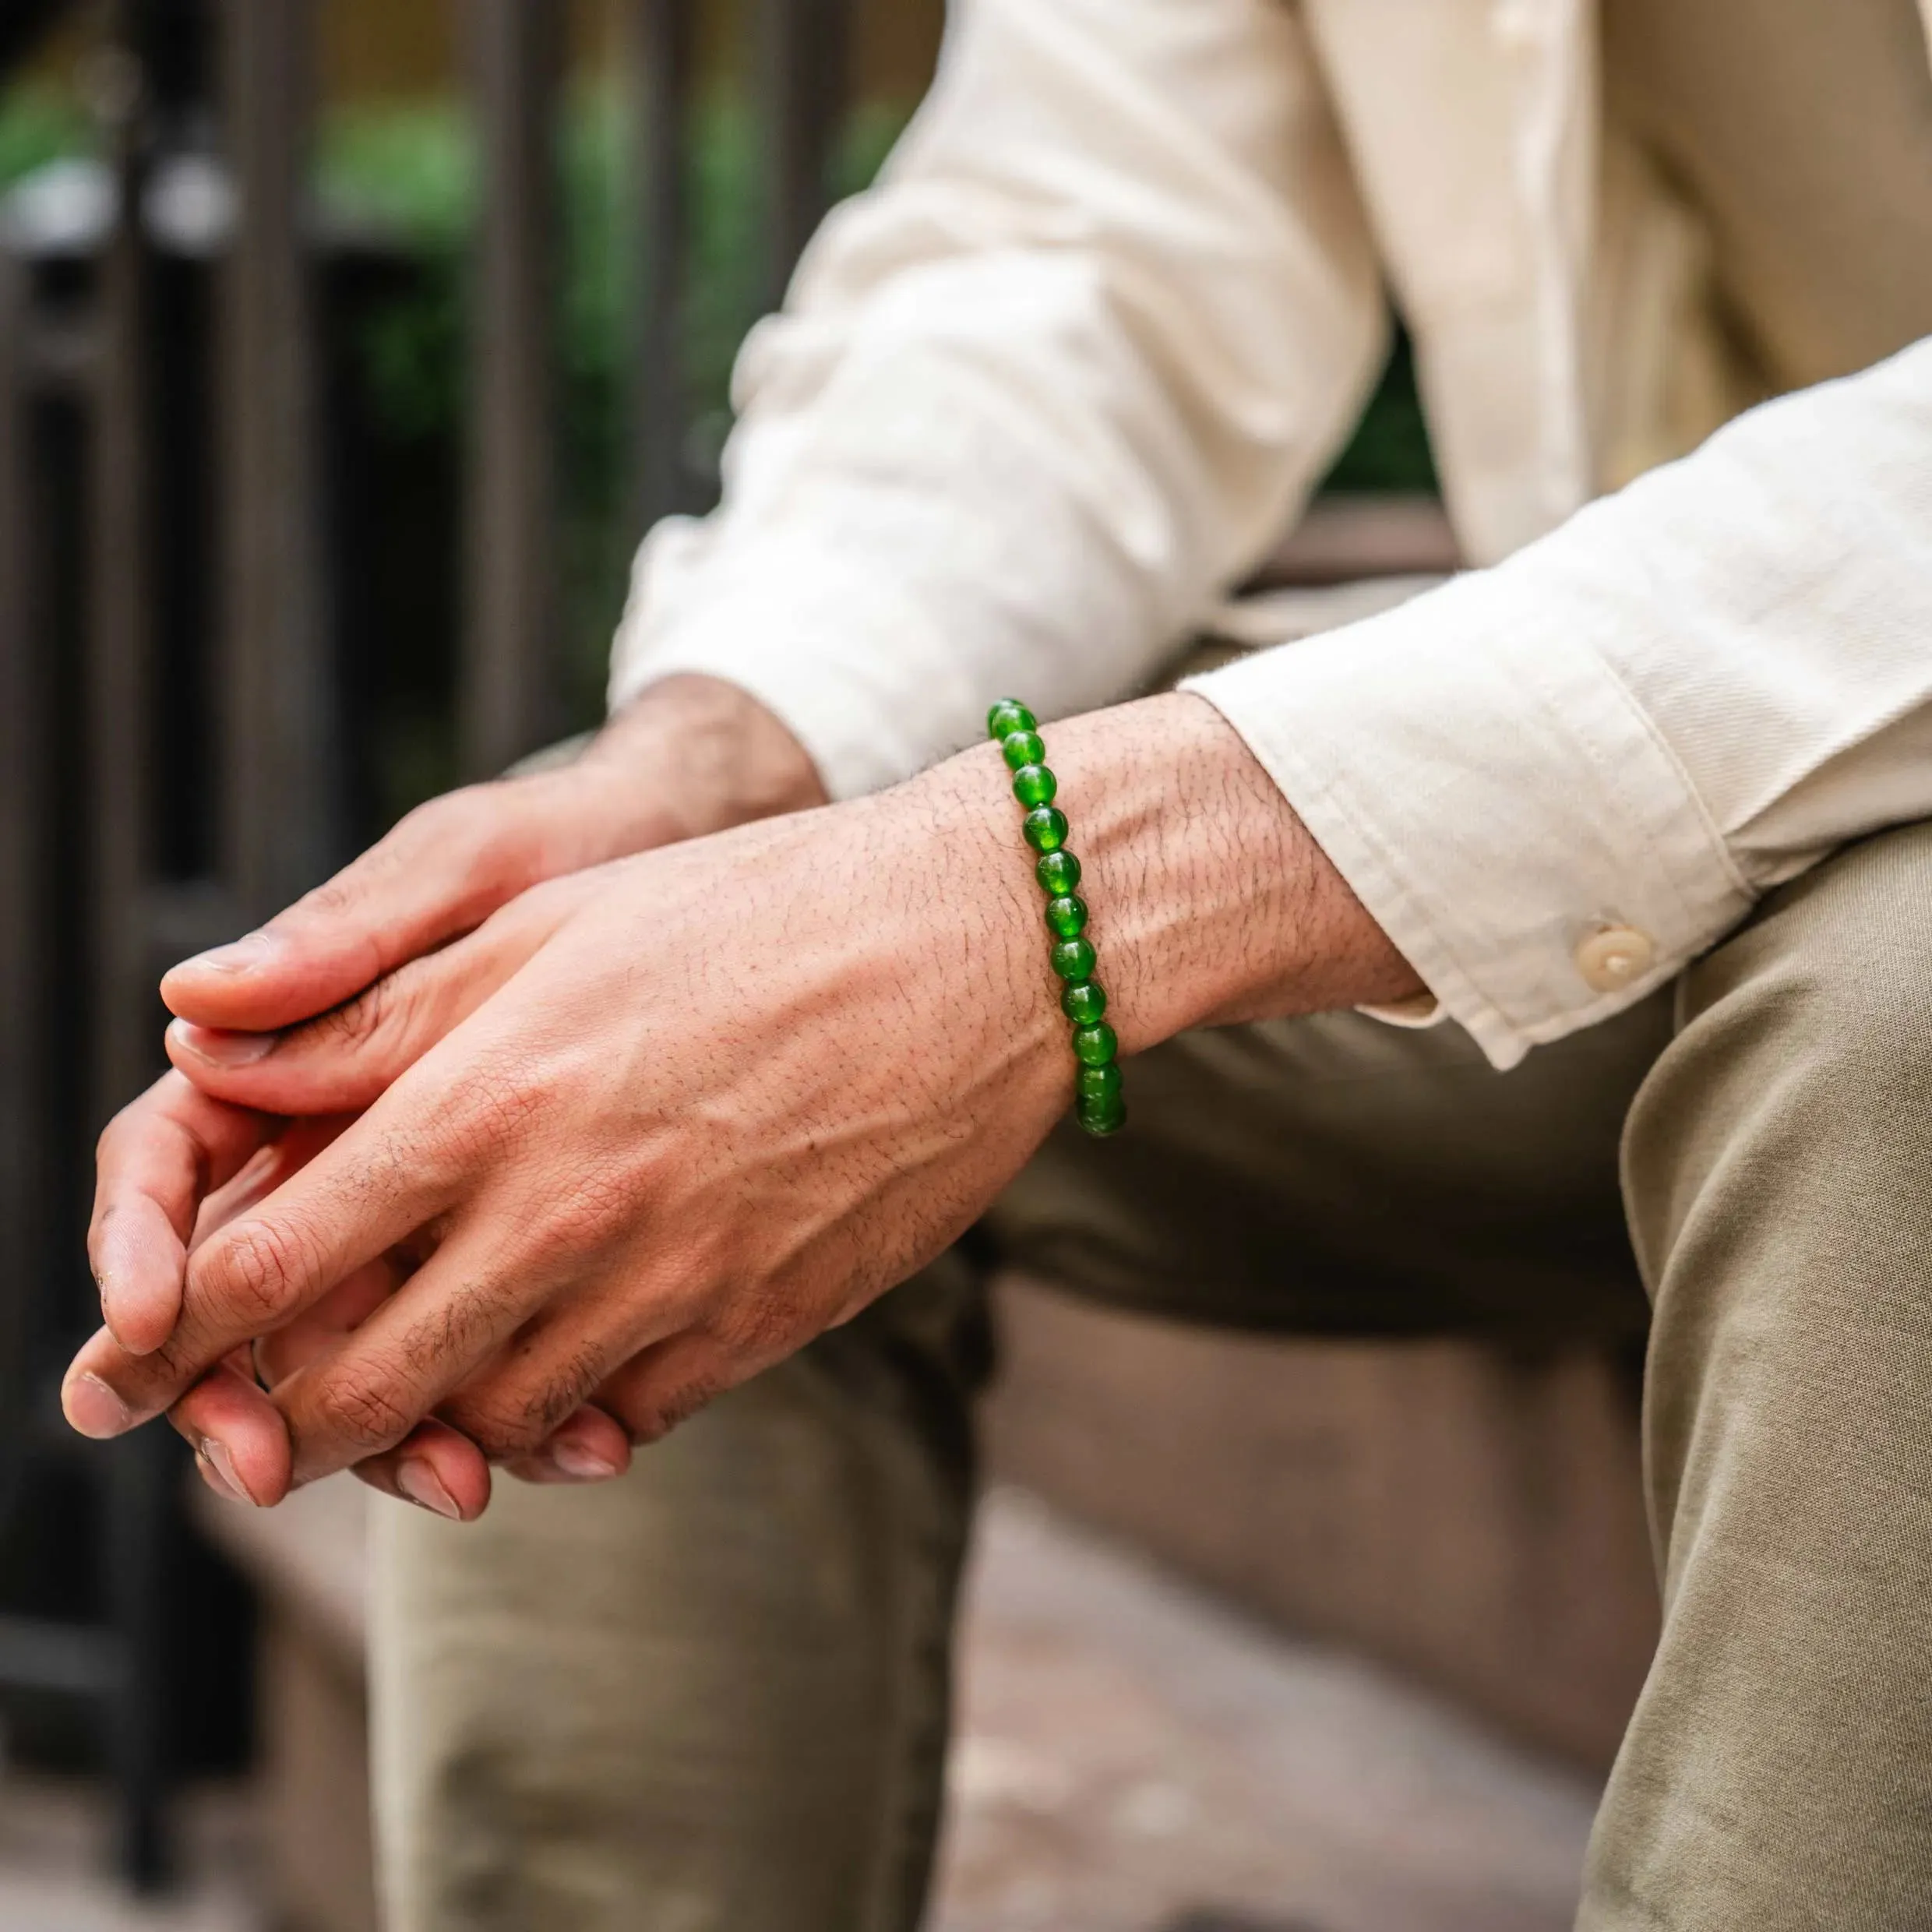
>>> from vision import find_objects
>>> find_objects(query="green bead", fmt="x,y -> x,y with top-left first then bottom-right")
1076,1061 -> 1121,1104
1001,730 -> 1045,771
1044,893 -> 1087,939
1071,1021 -> 1117,1066
1050,937 -> 1097,982
987,699 -> 1036,739
1011,763 -> 1058,808
1062,981 -> 1108,1025
1077,1094 -> 1126,1137
1035,849 -> 1081,895
1022,806 -> 1069,853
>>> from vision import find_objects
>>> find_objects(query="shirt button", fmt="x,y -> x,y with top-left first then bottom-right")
1575,925 -> 1655,994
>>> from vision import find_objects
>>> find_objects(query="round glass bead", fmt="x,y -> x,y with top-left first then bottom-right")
987,699 -> 1036,739
1071,1021 -> 1118,1066
1035,849 -> 1081,895
1044,894 -> 1087,938
1076,1061 -> 1122,1104
1001,730 -> 1045,771
1050,937 -> 1098,982
1022,806 -> 1069,853
1011,763 -> 1057,808
1077,1094 -> 1126,1137
1062,980 -> 1107,1025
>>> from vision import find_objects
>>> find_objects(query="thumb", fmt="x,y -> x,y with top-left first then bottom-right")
160,763 -> 629,1035
164,868 -> 601,1115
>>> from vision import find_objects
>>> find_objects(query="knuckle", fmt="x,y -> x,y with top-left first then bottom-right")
443,1059 -> 552,1164
95,1110 -> 131,1169
539,1175 -> 630,1260
298,874 -> 357,920
308,1367 -> 417,1456
710,1288 -> 795,1366
442,1389 -> 545,1462
452,1349 -> 605,1462
95,1079 -> 173,1169
192,1217 -> 312,1325
304,971 -> 405,1056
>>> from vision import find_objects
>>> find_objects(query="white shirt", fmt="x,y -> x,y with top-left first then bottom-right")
610,0 -> 1932,1069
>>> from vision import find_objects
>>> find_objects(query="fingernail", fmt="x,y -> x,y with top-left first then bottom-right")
397,1461 -> 463,1521
167,1017 -> 277,1066
175,929 -> 280,977
63,1372 -> 133,1439
549,1440 -> 622,1482
196,1437 -> 255,1506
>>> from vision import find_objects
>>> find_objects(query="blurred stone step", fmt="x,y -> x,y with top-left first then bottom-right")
931,1490 -> 1599,1932
984,1279 -> 1658,1769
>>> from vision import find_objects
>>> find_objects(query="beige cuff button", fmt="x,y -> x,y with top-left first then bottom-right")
1576,924 -> 1655,994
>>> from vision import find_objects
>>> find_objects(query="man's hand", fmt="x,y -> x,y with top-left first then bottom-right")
89,675 -> 825,1359
66,694 -> 1421,1514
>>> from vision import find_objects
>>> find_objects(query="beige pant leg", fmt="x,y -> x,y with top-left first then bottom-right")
369,1257 -> 988,1932
1585,822 -> 1932,1929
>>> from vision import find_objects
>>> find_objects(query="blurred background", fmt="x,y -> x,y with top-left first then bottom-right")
0,3 -> 1644,1929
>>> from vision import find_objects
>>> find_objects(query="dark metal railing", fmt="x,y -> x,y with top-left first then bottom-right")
0,0 -> 856,1887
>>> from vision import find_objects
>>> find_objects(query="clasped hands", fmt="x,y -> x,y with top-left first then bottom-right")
60,682 -> 1416,1521
62,678 -> 1081,1520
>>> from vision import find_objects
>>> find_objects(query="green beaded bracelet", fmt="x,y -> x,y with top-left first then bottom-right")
986,699 -> 1125,1137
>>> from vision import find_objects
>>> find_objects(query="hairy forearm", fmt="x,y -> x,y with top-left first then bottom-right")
916,691 -> 1424,1055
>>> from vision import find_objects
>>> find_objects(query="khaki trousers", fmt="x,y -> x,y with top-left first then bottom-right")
368,820 -> 1932,1931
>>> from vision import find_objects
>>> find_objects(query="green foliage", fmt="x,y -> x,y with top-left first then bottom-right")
316,87 -> 908,716
1320,326 -> 1437,495
0,83 -> 90,188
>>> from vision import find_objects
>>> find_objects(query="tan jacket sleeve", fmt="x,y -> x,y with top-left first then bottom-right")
608,0 -> 1385,799
1190,339 -> 1932,1068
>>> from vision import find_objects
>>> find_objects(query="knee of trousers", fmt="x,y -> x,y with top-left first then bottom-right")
1620,822 -> 1932,1511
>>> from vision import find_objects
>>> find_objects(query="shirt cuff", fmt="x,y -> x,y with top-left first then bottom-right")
1182,569 -> 1754,1069
608,526 -> 984,802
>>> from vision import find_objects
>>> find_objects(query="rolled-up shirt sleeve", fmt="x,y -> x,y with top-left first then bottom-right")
608,0 -> 1385,800
1189,340 -> 1932,1069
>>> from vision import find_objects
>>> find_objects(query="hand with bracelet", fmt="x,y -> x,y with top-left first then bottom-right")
64,689 -> 1419,1516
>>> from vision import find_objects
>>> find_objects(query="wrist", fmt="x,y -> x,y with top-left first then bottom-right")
918,693 -> 1423,1058
580,674 -> 829,847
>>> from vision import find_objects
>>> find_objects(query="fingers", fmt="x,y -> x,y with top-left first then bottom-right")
352,1419 -> 494,1523
159,767 -> 614,1035
174,1370 -> 495,1521
162,870 -> 598,1117
62,1098 -> 458,1439
251,1256 -> 631,1491
501,1405 -> 634,1486
267,1232 -> 673,1487
90,1074 -> 280,1355
171,1362 -> 292,1507
173,1250 -> 496,1520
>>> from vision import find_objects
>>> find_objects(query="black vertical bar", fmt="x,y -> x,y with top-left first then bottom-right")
220,0 -> 339,918
628,0 -> 696,528
91,23 -> 155,1124
102,1430 -> 173,1892
89,6 -> 171,1891
0,251 -> 37,1536
758,0 -> 850,312
463,0 -> 562,780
